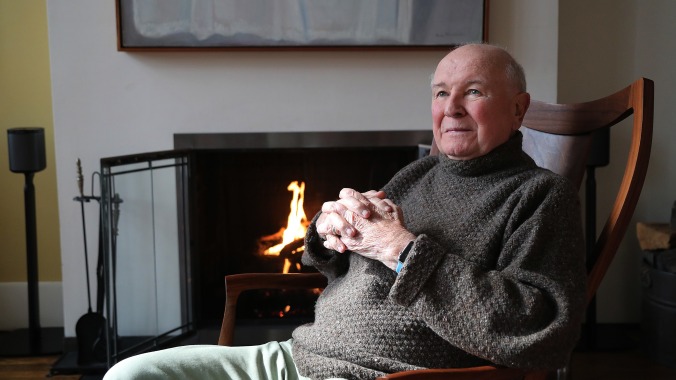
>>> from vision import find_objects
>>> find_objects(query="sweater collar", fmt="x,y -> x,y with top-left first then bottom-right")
438,131 -> 533,177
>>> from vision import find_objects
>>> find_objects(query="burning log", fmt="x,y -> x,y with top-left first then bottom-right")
258,181 -> 309,273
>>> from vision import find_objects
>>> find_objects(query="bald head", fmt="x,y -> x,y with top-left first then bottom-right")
441,44 -> 527,93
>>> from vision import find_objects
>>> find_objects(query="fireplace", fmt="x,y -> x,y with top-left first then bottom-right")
99,130 -> 432,360
174,130 -> 432,327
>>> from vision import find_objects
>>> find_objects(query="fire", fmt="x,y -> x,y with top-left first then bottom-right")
262,181 -> 309,263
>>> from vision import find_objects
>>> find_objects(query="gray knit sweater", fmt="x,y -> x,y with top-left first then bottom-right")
293,133 -> 587,380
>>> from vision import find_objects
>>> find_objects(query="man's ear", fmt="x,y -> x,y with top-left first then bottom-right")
514,92 -> 531,124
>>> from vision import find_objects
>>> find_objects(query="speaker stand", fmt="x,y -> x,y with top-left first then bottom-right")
0,173 -> 63,356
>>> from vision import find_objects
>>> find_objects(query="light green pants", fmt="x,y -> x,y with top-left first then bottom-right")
103,339 -> 317,380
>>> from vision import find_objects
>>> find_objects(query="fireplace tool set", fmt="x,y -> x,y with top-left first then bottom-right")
73,158 -> 122,367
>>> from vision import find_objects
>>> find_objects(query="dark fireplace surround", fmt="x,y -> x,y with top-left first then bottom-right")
174,130 -> 432,328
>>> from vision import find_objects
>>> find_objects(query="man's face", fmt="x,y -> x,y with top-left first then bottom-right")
431,45 -> 529,160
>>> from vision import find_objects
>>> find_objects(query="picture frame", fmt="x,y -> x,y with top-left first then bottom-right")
116,0 -> 488,51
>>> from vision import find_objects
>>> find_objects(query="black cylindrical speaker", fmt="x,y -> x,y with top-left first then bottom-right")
8,127 -> 46,173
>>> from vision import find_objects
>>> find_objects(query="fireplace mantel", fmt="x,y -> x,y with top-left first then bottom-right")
174,130 -> 432,151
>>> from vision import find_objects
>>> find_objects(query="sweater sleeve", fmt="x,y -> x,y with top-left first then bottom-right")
389,179 -> 587,370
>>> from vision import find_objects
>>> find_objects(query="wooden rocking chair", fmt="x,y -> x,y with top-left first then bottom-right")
217,78 -> 654,380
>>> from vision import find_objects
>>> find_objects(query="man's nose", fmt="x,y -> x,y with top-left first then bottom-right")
444,94 -> 465,117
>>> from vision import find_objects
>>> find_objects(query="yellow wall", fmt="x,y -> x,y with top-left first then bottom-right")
0,0 -> 61,282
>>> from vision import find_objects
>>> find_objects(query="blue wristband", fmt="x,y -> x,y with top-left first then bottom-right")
395,240 -> 414,274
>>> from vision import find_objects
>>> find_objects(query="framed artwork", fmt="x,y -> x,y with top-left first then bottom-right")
116,0 -> 488,51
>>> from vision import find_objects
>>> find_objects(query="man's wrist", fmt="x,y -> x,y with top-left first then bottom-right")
395,239 -> 415,274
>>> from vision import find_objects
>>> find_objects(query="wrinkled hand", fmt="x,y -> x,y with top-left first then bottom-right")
317,188 -> 415,270
316,189 -> 388,242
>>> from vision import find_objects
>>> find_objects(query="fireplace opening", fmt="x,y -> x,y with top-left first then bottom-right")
175,131 -> 432,328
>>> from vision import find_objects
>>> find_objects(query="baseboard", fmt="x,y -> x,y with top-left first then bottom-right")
0,281 -> 64,330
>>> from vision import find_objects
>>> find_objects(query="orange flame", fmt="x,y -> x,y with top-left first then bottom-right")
264,181 -> 308,257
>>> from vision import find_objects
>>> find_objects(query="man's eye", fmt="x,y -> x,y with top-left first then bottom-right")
467,89 -> 482,96
435,91 -> 448,98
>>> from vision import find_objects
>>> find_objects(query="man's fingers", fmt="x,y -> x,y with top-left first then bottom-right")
322,200 -> 345,214
323,189 -> 369,218
338,188 -> 371,207
318,212 -> 356,237
339,188 -> 394,215
368,197 -> 394,213
363,190 -> 387,200
359,190 -> 395,214
323,234 -> 347,253
322,200 -> 365,223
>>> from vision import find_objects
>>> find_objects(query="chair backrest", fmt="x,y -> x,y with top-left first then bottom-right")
430,77 -> 654,304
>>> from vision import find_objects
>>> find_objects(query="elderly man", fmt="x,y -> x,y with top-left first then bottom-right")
104,44 -> 586,380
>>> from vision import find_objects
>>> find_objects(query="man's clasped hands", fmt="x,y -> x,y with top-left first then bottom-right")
316,188 -> 417,271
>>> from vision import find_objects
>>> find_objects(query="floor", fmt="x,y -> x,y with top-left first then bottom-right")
570,350 -> 676,379
0,355 -> 79,380
0,349 -> 674,380
1,325 -> 675,380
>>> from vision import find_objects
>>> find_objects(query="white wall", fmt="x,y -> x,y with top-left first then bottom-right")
558,0 -> 640,324
489,0 -> 559,102
48,0 -> 559,336
635,2 -> 676,217
0,282 -> 63,330
558,0 -> 676,323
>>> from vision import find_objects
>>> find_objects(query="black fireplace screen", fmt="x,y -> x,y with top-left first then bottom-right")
101,150 -> 193,366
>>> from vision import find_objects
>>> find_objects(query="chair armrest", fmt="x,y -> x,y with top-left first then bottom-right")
218,273 -> 327,346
